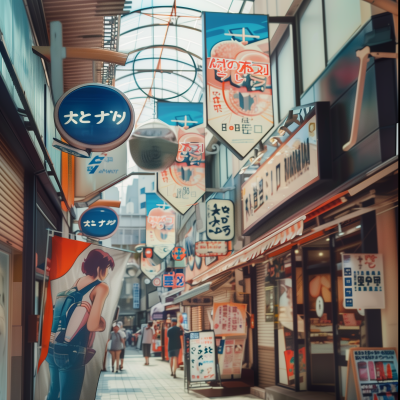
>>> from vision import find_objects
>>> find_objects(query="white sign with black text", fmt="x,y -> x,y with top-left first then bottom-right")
206,199 -> 234,241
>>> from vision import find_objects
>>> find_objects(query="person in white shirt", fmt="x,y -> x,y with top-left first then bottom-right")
141,321 -> 155,366
117,321 -> 127,371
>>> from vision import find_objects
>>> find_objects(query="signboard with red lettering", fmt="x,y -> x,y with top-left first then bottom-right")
213,302 -> 247,336
156,102 -> 206,215
195,241 -> 228,257
203,13 -> 273,160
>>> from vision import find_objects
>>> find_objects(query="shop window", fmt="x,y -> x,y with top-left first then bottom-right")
300,0 -> 326,91
324,0 -> 361,61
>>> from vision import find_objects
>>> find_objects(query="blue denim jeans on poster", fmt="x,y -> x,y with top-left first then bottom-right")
46,343 -> 86,400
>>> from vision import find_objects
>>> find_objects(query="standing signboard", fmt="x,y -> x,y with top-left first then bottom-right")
241,103 -> 331,234
156,102 -> 206,215
345,348 -> 398,399
213,302 -> 247,336
203,13 -> 273,160
206,199 -> 235,241
217,336 -> 247,379
341,254 -> 385,309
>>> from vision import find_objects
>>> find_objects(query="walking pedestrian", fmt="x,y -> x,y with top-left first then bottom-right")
142,321 -> 155,365
107,323 -> 124,373
167,317 -> 183,378
117,321 -> 127,371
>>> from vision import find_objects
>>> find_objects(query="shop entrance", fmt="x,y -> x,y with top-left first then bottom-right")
303,243 -> 335,392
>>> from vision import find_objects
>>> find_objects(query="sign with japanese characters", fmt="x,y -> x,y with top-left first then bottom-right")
218,337 -> 246,379
195,241 -> 228,257
133,283 -> 140,309
213,302 -> 247,336
75,144 -> 127,199
156,102 -> 206,215
186,331 -> 217,383
241,103 -> 331,234
55,83 -> 134,152
162,271 -> 185,288
206,199 -> 234,241
78,206 -> 119,239
341,254 -> 385,309
345,348 -> 398,400
203,13 -> 273,160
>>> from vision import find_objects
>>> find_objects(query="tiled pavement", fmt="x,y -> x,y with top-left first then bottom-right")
96,346 -> 259,400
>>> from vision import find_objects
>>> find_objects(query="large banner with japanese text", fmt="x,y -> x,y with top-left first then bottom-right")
203,12 -> 273,160
213,302 -> 247,336
156,102 -> 206,215
34,235 -> 130,400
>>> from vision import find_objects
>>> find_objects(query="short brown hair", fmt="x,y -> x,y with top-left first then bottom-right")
82,249 -> 115,277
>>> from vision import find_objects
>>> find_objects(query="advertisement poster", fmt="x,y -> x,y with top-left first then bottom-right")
34,236 -> 130,400
203,12 -> 273,160
75,144 -> 127,199
213,302 -> 247,336
284,347 -> 307,386
346,348 -> 398,400
156,102 -> 206,215
195,241 -> 228,257
187,331 -> 217,382
241,105 -> 319,233
342,254 -> 385,309
219,337 -> 246,379
145,193 -> 176,248
206,199 -> 235,241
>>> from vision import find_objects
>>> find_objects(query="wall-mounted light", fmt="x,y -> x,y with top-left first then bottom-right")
319,252 -> 324,256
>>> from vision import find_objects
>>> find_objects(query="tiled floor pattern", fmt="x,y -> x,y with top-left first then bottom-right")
96,347 -> 259,400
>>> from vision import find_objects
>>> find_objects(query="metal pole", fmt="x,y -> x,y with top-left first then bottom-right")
50,21 -> 66,103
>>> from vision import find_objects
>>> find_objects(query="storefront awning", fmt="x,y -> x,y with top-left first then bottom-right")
173,282 -> 211,304
191,217 -> 305,285
160,287 -> 184,304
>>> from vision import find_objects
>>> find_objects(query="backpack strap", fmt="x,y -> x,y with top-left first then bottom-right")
78,280 -> 101,296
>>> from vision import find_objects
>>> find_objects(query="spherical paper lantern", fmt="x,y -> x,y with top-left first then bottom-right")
129,119 -> 178,172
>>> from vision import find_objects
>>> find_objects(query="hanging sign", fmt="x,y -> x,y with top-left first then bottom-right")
241,103 -> 331,234
35,236 -> 130,400
203,12 -> 273,160
162,272 -> 185,288
133,283 -> 140,309
141,252 -> 165,280
75,144 -> 127,199
206,199 -> 235,241
172,246 -> 186,261
345,348 -> 398,400
54,83 -> 135,152
185,331 -> 217,383
341,254 -> 385,309
156,102 -> 206,215
195,241 -> 228,257
213,302 -> 247,336
79,206 -> 119,239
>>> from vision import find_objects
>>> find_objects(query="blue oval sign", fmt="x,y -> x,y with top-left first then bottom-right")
79,206 -> 119,239
55,84 -> 134,151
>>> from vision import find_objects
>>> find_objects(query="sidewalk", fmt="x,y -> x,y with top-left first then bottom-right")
96,346 -> 259,400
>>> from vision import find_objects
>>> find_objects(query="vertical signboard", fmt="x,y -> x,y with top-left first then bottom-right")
156,102 -> 206,215
133,283 -> 140,309
218,337 -> 246,379
341,254 -> 385,309
203,13 -> 273,160
206,199 -> 235,241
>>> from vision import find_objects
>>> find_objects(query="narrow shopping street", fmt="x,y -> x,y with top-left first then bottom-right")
96,347 -> 259,400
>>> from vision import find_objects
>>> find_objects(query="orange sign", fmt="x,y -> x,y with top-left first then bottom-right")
213,302 -> 247,336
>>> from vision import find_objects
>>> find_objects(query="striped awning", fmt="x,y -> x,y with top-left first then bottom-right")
191,217 -> 305,285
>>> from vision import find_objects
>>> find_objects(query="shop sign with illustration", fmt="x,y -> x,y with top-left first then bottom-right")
195,241 -> 228,257
185,331 -> 217,383
345,348 -> 398,400
54,83 -> 135,152
156,102 -> 206,215
341,254 -> 385,309
203,12 -> 273,160
75,144 -> 127,199
35,236 -> 130,400
218,337 -> 246,379
241,103 -> 331,234
206,199 -> 235,241
213,302 -> 247,336
79,206 -> 119,239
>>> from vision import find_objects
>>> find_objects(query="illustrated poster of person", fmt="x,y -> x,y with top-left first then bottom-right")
34,235 -> 129,400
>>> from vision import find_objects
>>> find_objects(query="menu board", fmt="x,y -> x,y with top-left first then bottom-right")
346,348 -> 398,400
185,331 -> 217,383
218,337 -> 246,379
341,254 -> 385,309
213,302 -> 247,336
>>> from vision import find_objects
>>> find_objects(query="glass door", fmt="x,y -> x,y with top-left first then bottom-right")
0,250 -> 9,400
303,242 -> 336,392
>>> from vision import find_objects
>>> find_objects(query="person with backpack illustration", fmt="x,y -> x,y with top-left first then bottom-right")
107,323 -> 125,373
46,249 -> 114,400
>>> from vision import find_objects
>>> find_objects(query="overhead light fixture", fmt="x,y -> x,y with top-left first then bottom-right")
326,238 -> 330,241
294,249 -> 299,254
319,252 -> 324,256
338,223 -> 345,236
269,136 -> 283,146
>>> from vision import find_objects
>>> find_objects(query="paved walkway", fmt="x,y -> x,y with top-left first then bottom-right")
96,346 -> 259,400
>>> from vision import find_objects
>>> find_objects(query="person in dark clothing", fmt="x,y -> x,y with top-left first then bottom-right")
167,317 -> 183,378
